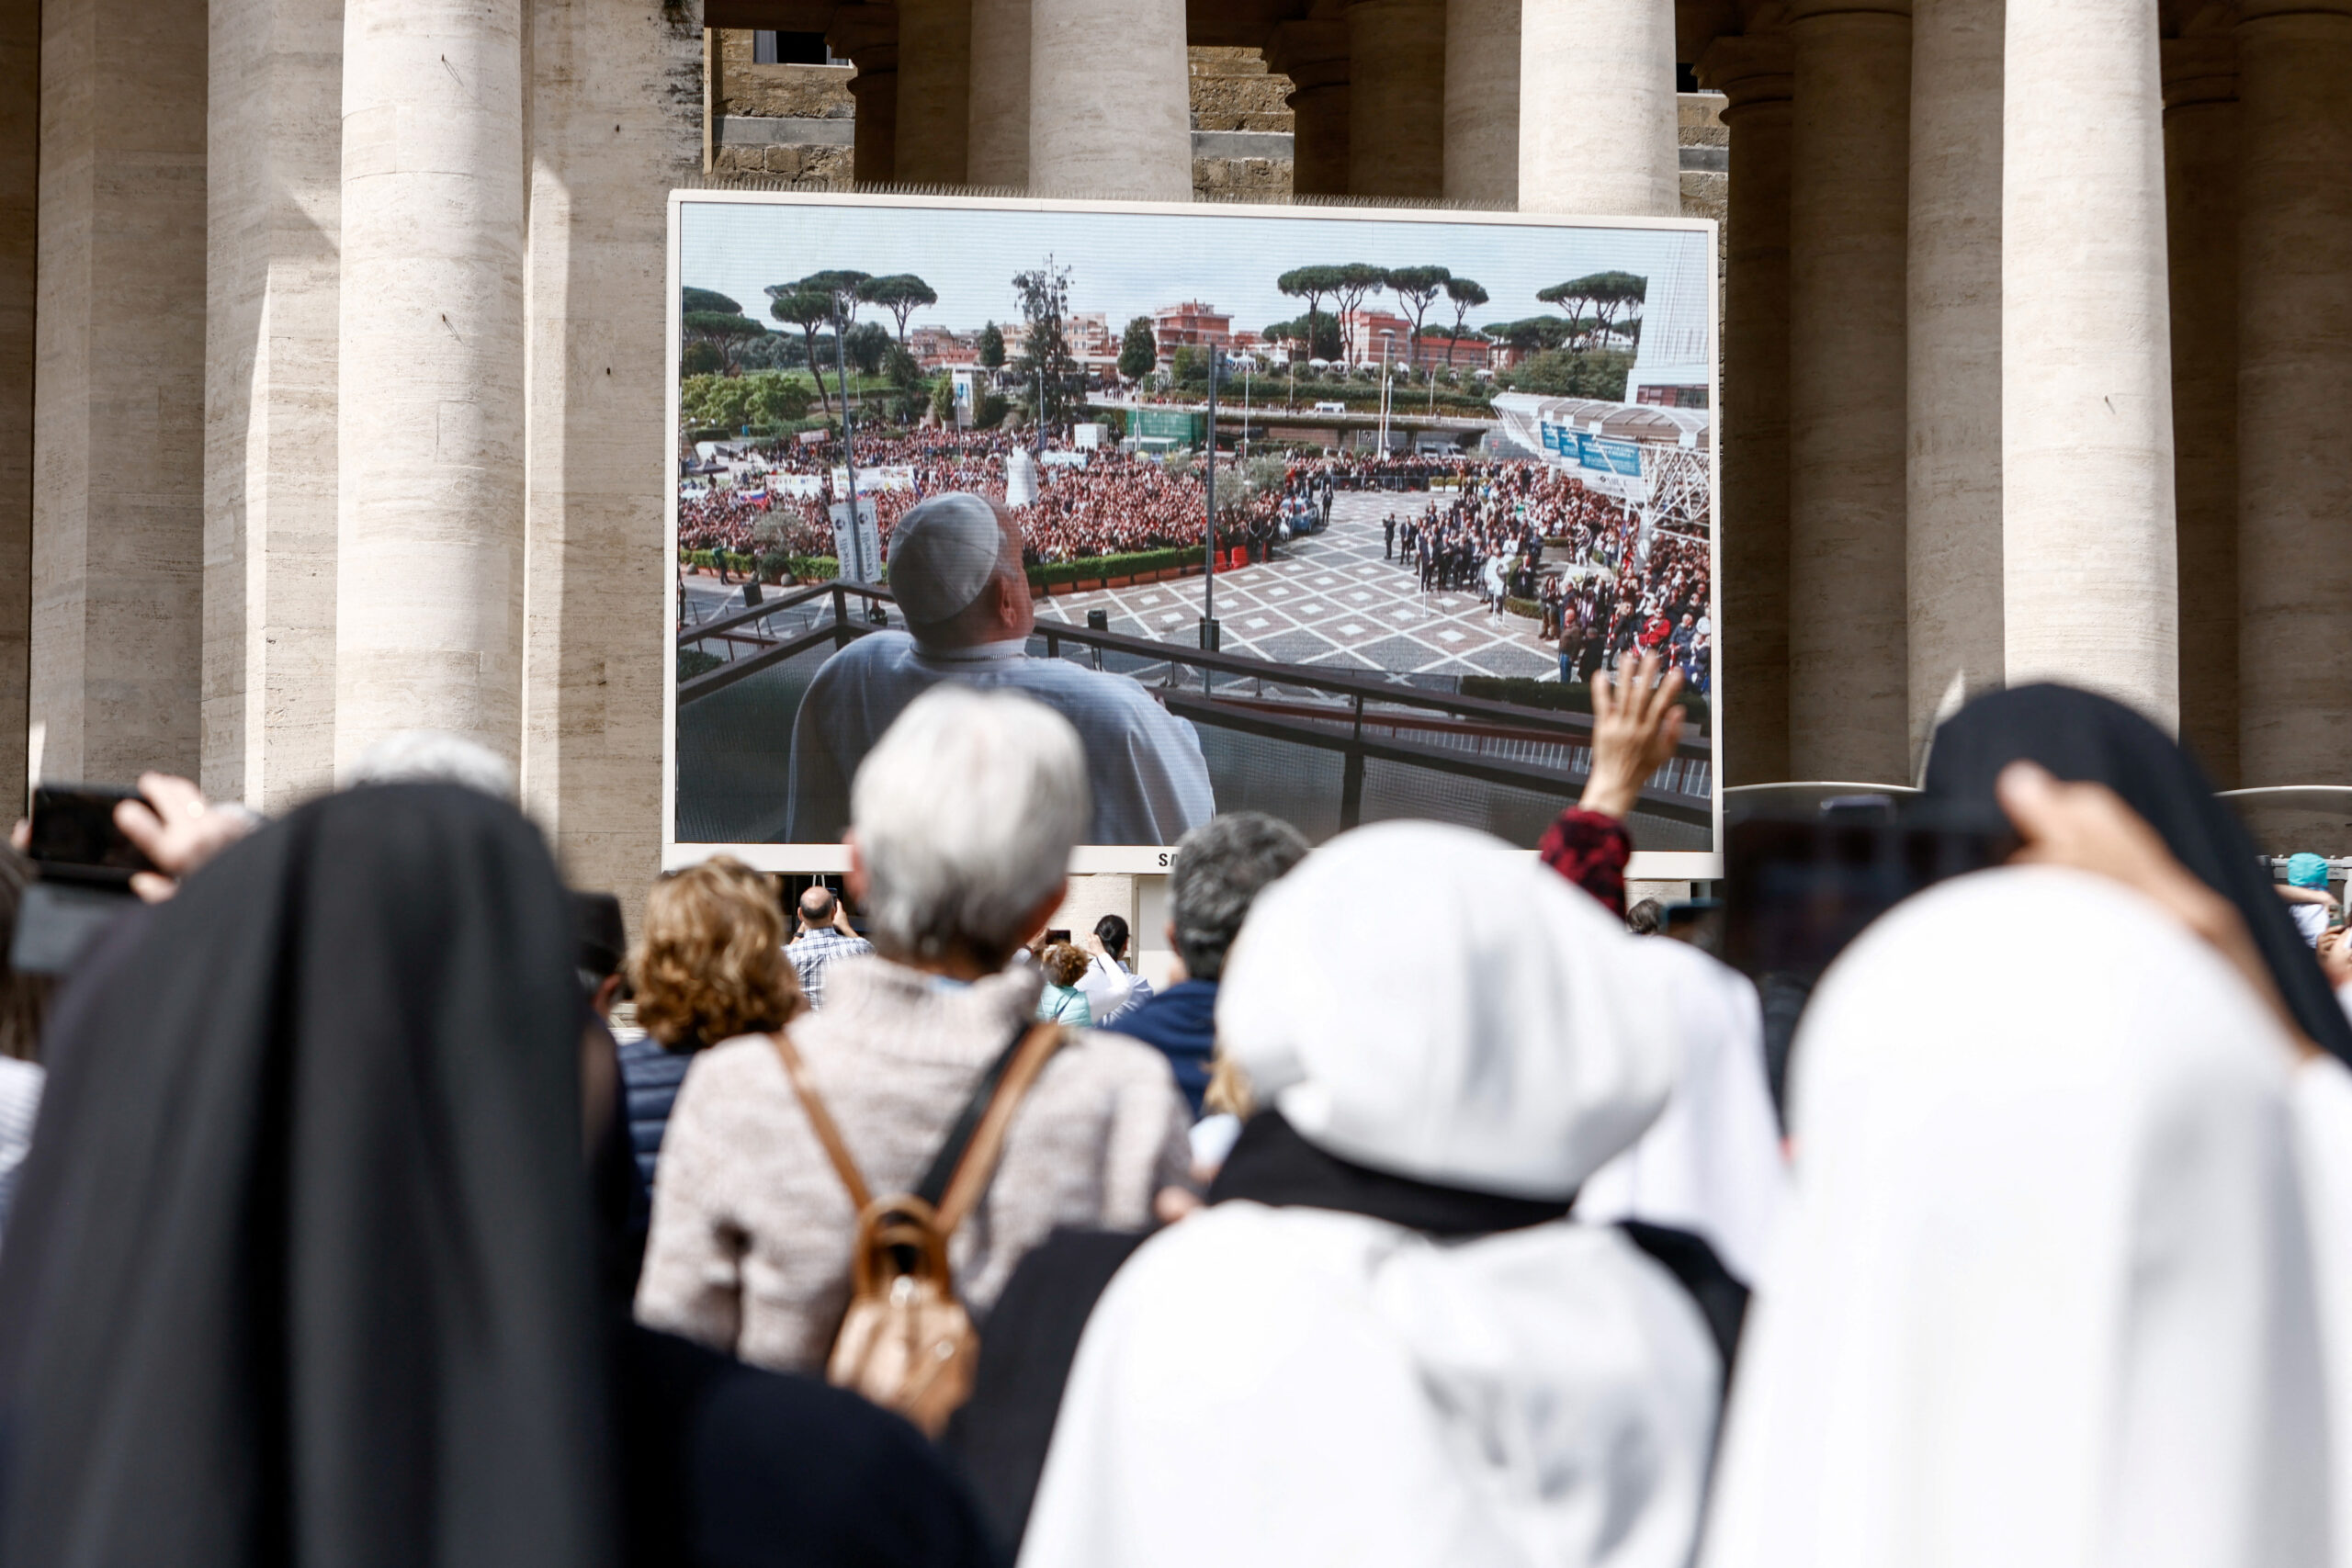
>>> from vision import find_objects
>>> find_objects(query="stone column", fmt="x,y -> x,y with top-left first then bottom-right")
2164,39 -> 2238,785
336,0 -> 526,774
1348,0 -> 1444,198
1786,0 -> 1910,782
831,6 -> 899,187
0,0 -> 31,804
1905,0 -> 2002,769
967,0 -> 1028,187
2002,0 -> 2176,725
1272,22 -> 1351,197
894,0 -> 969,185
1700,36 -> 1793,785
205,0 -> 344,814
2237,0 -> 2352,784
1443,0 -> 1517,206
31,0 -> 208,784
1031,0 -> 1191,198
1519,0 -> 1677,215
520,0 -> 702,908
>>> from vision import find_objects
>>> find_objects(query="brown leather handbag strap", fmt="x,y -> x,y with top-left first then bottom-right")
933,1023 -> 1066,1235
769,1030 -> 875,1214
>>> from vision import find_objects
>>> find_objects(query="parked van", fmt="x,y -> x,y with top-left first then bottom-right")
1312,400 -> 1347,415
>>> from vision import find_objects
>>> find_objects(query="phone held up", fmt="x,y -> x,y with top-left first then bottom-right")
11,784 -> 158,977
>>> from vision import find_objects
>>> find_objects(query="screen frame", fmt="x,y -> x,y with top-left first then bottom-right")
662,187 -> 1724,879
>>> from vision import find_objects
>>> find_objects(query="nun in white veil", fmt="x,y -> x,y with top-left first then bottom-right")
1018,822 -> 1725,1568
1701,861 -> 2336,1568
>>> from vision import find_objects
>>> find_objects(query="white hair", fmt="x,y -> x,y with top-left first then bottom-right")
851,686 -> 1090,963
346,730 -> 517,802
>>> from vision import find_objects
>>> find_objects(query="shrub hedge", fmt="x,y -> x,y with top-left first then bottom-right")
1027,544 -> 1207,589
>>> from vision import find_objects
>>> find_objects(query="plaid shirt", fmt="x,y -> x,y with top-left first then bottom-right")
785,929 -> 875,1010
1536,807 -> 1632,919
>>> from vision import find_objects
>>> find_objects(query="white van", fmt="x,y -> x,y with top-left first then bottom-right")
1312,400 -> 1347,415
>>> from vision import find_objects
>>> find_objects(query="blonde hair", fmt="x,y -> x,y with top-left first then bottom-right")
629,857 -> 799,1048
1040,942 -> 1090,988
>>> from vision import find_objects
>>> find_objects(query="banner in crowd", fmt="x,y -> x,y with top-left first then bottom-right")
667,192 -> 1722,877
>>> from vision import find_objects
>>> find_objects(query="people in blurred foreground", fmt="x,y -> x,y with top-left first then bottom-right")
786,883 -> 874,1009
637,684 -> 1189,1375
1112,812 -> 1311,1120
1703,781 -> 2347,1568
1034,942 -> 1093,1026
1074,914 -> 1151,1029
1014,821 -> 1736,1568
619,858 -> 800,1264
0,782 -> 994,1568
2284,851 -> 2340,947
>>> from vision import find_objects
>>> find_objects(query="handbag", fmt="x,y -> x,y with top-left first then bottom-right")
769,1019 -> 1064,1436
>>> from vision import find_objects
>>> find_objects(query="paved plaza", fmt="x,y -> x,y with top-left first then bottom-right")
1035,491 -> 1559,681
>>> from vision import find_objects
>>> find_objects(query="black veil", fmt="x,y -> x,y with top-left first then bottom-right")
1920,683 -> 2352,1066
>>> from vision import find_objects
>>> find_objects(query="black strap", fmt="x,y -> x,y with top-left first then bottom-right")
913,1018 -> 1036,1210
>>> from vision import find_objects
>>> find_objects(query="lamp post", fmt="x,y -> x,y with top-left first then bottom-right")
1200,347 -> 1220,684
1378,329 -> 1396,457
1241,354 -> 1252,467
831,292 -> 869,587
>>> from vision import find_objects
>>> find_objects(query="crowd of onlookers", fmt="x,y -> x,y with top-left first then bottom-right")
1,650 -> 2347,1566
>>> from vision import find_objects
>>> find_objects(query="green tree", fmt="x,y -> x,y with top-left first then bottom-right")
1275,265 -> 1341,364
682,286 -> 743,315
845,320 -> 892,378
1170,344 -> 1205,386
1330,264 -> 1388,362
1383,265 -> 1450,368
1010,256 -> 1081,431
792,270 -> 877,402
930,371 -> 956,424
681,372 -> 755,431
859,273 -> 938,349
1442,276 -> 1489,351
743,371 -> 813,428
1265,314 -> 1341,362
1504,348 -> 1634,400
1118,316 -> 1157,381
1486,315 -> 1576,353
764,284 -> 840,412
1539,270 -> 1646,351
680,340 -> 725,377
978,321 -> 1006,369
681,286 -> 768,376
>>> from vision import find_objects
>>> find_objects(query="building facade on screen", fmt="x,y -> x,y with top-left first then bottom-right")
7,0 -> 2350,912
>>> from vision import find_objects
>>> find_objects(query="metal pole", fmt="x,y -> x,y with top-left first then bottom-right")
832,294 -> 865,583
1201,348 -> 1218,694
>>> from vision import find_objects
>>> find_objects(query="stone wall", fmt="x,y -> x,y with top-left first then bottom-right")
711,36 -> 854,185
1192,45 -> 1294,200
0,0 -> 33,807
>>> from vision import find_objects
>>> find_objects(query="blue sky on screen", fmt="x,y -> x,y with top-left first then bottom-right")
679,199 -> 1709,342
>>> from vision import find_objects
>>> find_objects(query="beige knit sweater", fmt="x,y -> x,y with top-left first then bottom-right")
634,954 -> 1192,1374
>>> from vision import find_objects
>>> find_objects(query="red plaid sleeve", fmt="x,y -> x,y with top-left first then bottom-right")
1537,807 -> 1632,919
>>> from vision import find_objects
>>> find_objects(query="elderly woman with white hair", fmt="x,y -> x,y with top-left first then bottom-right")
635,685 -> 1191,1375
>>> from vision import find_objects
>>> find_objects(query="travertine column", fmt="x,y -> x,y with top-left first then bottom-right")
967,0 -> 1028,187
2237,0 -> 2352,783
31,0 -> 208,784
521,0 -> 702,908
1905,0 -> 2002,768
2003,0 -> 2176,725
1272,22 -> 1351,197
1348,0 -> 1445,198
0,0 -> 32,803
205,0 -> 343,814
1787,0 -> 1910,782
1031,0 -> 1191,197
1701,36 -> 1793,785
1443,0 -> 1518,206
336,0 -> 526,773
894,0 -> 969,185
831,6 -> 899,186
2164,39 -> 2239,785
1519,0 -> 1677,214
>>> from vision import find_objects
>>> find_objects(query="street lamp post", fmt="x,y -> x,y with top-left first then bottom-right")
1378,329 -> 1396,457
1200,348 -> 1220,686
831,292 -> 869,586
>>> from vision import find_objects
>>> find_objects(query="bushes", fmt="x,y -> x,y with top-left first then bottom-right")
1503,595 -> 1542,619
678,648 -> 725,682
1027,544 -> 1205,589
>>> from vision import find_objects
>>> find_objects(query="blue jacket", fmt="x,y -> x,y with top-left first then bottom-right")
617,1035 -> 697,1238
1109,978 -> 1216,1118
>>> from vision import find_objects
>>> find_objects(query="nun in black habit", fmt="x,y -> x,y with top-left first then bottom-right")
0,782 -> 995,1568
1918,682 -> 2352,1067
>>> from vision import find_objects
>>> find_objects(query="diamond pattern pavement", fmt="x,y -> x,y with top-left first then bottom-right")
1035,492 -> 1559,679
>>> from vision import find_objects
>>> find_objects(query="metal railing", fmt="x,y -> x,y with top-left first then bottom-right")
678,579 -> 1713,829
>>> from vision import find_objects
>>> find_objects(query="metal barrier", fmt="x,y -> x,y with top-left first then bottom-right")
677,578 -> 1713,829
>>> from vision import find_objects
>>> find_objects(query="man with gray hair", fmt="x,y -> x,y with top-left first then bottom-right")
785,492 -> 1214,845
637,684 -> 1191,1372
1110,811 -> 1310,1118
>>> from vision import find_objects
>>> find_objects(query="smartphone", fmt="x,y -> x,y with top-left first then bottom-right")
26,784 -> 156,887
1724,809 -> 2018,984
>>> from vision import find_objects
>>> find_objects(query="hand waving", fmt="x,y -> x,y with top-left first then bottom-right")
1577,651 -> 1686,821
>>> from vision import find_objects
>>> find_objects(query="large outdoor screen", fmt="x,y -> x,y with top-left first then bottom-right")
664,192 -> 1720,875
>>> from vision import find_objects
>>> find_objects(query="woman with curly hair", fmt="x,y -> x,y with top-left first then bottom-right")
619,858 -> 802,1257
